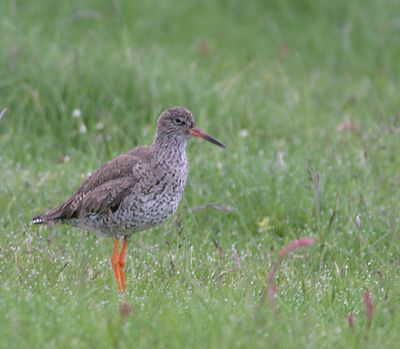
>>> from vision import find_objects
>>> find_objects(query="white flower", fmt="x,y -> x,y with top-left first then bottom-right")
79,124 -> 87,134
355,215 -> 361,230
95,122 -> 105,131
72,108 -> 81,118
239,129 -> 249,138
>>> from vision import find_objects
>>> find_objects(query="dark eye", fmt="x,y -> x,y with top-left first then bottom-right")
173,117 -> 185,125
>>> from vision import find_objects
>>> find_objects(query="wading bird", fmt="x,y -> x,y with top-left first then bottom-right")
32,107 -> 225,292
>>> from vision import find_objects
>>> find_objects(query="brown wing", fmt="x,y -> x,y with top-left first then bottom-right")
75,176 -> 135,217
32,149 -> 150,223
77,152 -> 144,194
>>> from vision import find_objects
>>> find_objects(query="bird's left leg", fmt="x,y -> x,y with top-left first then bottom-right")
112,239 -> 123,292
118,236 -> 129,292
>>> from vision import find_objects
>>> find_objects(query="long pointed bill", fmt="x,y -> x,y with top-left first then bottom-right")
189,127 -> 225,149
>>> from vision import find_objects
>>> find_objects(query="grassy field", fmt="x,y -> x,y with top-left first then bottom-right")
1,0 -> 400,347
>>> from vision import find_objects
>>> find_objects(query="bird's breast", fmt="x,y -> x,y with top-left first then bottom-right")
114,155 -> 189,231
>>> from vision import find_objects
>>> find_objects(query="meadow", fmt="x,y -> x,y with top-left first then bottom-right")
0,0 -> 399,348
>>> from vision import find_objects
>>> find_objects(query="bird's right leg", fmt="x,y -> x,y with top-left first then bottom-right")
118,237 -> 129,292
112,239 -> 123,292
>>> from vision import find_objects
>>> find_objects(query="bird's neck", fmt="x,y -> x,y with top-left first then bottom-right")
152,133 -> 188,160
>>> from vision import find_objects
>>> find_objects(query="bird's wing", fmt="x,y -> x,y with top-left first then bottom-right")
75,176 -> 135,217
77,150 -> 149,194
33,150 -> 150,223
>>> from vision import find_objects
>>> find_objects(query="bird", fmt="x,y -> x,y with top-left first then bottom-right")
32,106 -> 225,292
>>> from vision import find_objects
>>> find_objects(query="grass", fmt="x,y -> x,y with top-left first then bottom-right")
1,0 -> 400,347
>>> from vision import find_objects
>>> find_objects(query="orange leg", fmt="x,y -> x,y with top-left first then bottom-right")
112,239 -> 123,292
119,238 -> 129,292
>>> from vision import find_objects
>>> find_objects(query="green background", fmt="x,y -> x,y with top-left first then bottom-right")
1,0 -> 399,348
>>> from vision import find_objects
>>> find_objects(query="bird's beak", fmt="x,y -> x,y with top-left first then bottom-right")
189,127 -> 225,149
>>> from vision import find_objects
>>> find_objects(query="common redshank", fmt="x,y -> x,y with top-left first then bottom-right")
32,107 -> 225,292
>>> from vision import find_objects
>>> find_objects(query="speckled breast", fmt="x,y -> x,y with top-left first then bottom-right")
112,157 -> 189,235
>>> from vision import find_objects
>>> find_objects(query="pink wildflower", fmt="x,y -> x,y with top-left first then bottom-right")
364,290 -> 374,329
348,313 -> 355,327
279,238 -> 315,258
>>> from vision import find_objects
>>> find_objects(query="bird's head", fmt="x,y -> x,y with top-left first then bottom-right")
156,106 -> 225,148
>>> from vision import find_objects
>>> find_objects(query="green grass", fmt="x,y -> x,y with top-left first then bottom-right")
1,0 -> 400,347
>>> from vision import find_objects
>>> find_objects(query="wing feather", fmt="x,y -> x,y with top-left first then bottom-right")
32,149 -> 150,224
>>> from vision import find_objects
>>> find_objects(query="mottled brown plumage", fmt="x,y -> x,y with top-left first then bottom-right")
32,106 -> 225,292
34,152 -> 144,224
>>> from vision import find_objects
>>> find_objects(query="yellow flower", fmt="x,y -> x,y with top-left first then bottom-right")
258,217 -> 271,233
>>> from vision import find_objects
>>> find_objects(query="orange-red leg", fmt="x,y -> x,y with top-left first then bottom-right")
119,238 -> 129,292
112,239 -> 123,292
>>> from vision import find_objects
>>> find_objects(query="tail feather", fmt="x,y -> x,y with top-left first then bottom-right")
32,193 -> 83,225
31,211 -> 63,225
31,208 -> 68,225
31,201 -> 74,225
32,215 -> 46,224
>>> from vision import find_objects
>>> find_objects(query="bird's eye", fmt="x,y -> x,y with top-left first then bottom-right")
173,117 -> 184,125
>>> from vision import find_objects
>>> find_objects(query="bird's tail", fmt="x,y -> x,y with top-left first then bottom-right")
31,214 -> 46,224
31,196 -> 77,225
31,205 -> 69,225
31,211 -> 60,225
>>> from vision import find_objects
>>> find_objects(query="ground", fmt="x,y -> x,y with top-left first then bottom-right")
0,0 -> 399,348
